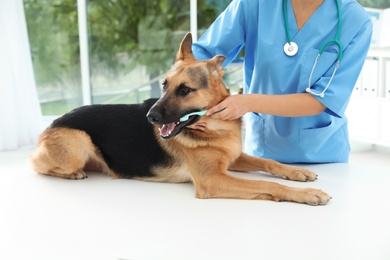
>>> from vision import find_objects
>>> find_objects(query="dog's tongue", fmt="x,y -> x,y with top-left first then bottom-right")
159,123 -> 176,136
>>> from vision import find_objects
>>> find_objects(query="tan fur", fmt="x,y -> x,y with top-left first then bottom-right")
30,128 -> 117,179
30,33 -> 331,205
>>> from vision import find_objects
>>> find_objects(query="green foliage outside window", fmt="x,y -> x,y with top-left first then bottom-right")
357,0 -> 390,8
24,0 -> 231,114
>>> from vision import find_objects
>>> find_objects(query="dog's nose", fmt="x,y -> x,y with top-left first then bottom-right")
146,110 -> 161,124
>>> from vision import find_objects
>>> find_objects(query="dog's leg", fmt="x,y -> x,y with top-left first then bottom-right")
30,128 -> 96,180
228,153 -> 317,182
189,154 -> 330,205
193,171 -> 330,205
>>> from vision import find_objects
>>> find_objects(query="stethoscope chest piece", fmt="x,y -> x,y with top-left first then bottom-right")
284,41 -> 298,56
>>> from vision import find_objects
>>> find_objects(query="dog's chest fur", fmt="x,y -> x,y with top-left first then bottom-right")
149,120 -> 243,183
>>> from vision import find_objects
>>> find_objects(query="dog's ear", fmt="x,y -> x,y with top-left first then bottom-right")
207,55 -> 226,78
176,32 -> 196,62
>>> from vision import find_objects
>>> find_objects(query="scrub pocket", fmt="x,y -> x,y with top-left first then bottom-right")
244,112 -> 265,158
299,47 -> 339,92
299,119 -> 349,163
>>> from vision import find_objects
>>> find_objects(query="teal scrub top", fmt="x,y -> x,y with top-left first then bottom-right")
192,0 -> 372,163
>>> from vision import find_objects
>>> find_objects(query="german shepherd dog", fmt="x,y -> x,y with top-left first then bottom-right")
30,33 -> 330,206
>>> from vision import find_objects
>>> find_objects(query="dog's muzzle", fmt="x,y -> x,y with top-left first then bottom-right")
147,108 -> 202,140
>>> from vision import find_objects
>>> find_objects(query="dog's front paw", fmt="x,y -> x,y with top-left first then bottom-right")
282,167 -> 317,182
277,187 -> 331,205
298,188 -> 331,206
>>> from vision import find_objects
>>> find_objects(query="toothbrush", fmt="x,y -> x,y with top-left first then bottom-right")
179,110 -> 208,122
179,108 -> 226,123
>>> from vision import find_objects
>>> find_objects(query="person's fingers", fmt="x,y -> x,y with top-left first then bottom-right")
209,109 -> 225,119
206,102 -> 227,116
211,108 -> 227,119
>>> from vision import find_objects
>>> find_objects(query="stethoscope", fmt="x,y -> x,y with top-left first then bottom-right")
283,0 -> 343,98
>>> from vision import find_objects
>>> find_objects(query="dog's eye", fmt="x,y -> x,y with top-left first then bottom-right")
180,87 -> 191,94
162,80 -> 168,90
177,84 -> 194,96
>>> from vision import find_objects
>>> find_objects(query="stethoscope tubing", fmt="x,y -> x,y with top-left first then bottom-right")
283,0 -> 343,98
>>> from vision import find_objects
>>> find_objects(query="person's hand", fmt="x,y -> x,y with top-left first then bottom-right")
206,95 -> 249,120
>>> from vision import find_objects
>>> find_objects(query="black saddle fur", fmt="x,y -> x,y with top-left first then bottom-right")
50,98 -> 173,178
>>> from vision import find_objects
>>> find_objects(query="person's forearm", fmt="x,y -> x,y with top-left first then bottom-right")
206,92 -> 326,120
246,93 -> 326,117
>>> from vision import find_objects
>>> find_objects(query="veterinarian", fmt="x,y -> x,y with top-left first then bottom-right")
192,0 -> 372,163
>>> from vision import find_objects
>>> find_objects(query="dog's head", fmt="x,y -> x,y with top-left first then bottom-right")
146,32 -> 229,140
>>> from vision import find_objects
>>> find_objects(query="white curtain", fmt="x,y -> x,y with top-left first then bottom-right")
0,0 -> 43,151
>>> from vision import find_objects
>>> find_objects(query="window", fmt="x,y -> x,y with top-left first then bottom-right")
24,0 -> 82,115
357,0 -> 390,8
88,1 -> 191,105
23,0 -> 233,116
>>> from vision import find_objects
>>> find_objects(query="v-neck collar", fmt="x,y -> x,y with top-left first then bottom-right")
286,0 -> 329,41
